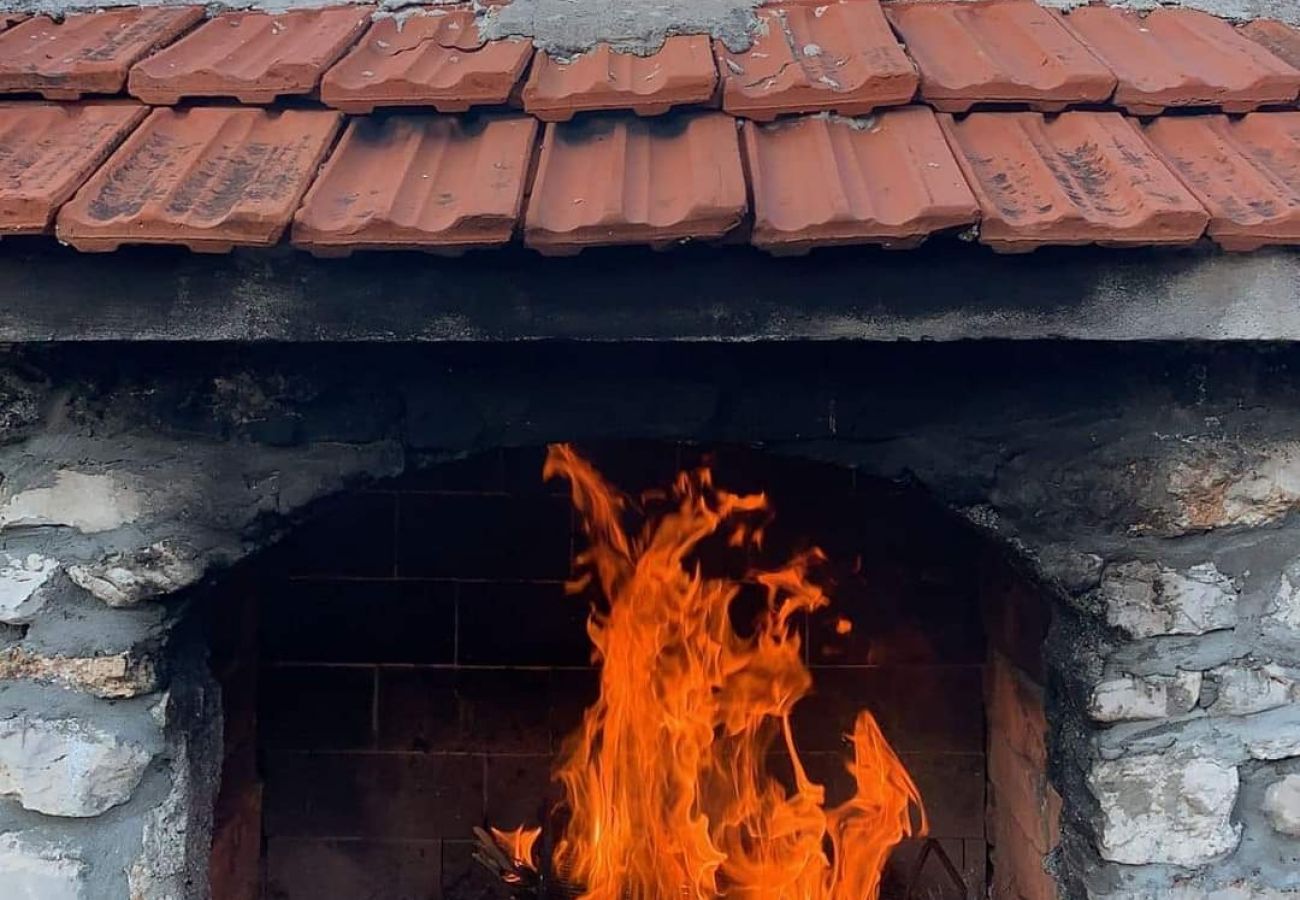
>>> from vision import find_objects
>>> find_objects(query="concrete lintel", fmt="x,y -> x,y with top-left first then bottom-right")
2,243 -> 1299,343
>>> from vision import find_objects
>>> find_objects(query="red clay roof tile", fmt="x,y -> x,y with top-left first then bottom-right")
0,7 -> 202,100
525,112 -> 746,254
0,101 -> 147,235
320,9 -> 531,114
1143,113 -> 1300,251
1240,19 -> 1300,72
939,110 -> 1209,252
128,6 -> 373,104
57,106 -> 341,252
885,0 -> 1115,113
1062,6 -> 1300,114
292,113 -> 538,256
742,107 -> 979,254
715,0 -> 916,122
524,36 -> 716,122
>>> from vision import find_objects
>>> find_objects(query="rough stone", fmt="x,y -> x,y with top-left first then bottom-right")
1035,545 -> 1105,594
1097,561 -> 1238,638
0,714 -> 153,817
1089,883 -> 1300,900
0,833 -> 86,900
1264,565 -> 1300,641
0,647 -> 159,699
1246,731 -> 1300,761
1262,774 -> 1300,837
0,554 -> 59,624
1089,670 -> 1202,723
0,471 -> 143,534
1088,754 -> 1241,866
1205,663 -> 1299,717
1165,442 -> 1300,534
0,368 -> 46,444
67,542 -> 204,608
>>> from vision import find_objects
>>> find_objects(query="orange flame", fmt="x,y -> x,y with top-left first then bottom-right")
518,445 -> 923,899
491,825 -> 542,875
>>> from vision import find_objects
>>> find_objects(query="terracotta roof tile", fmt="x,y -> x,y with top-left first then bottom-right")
0,101 -> 147,235
0,7 -> 202,100
1143,113 -> 1300,251
885,0 -> 1115,113
525,111 -> 746,254
320,9 -> 531,114
1062,6 -> 1300,114
1240,19 -> 1300,72
292,113 -> 537,256
524,36 -> 716,122
128,7 -> 373,104
715,0 -> 916,122
939,110 -> 1209,252
57,106 -> 342,252
742,107 -> 979,254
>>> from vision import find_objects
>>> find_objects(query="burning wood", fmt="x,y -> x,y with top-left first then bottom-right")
481,445 -> 925,900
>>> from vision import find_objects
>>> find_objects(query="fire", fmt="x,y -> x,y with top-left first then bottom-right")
502,445 -> 924,899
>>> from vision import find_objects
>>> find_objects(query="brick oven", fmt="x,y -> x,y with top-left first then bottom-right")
0,2 -> 1299,900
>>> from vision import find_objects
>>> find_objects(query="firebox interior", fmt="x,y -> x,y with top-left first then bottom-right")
203,443 -> 1052,900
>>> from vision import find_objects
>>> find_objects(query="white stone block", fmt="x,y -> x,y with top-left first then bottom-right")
1263,774 -> 1300,837
0,471 -> 142,534
0,833 -> 86,900
1089,671 -> 1202,722
0,554 -> 58,624
1089,754 -> 1241,866
1207,663 -> 1298,717
0,715 -> 153,817
1099,561 -> 1238,638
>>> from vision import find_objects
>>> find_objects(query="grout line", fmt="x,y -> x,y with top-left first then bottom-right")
371,666 -> 380,750
285,575 -> 569,586
391,492 -> 401,579
267,749 -> 554,759
452,582 -> 461,667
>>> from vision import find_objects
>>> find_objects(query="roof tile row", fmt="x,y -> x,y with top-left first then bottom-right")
5,2 -> 1300,119
10,101 -> 1300,257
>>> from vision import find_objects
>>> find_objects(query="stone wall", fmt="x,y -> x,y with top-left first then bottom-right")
0,342 -> 1296,898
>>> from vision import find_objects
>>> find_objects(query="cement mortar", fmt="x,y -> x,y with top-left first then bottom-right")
4,0 -> 1300,48
477,0 -> 761,55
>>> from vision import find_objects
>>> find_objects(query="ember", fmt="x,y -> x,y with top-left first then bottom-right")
485,445 -> 924,899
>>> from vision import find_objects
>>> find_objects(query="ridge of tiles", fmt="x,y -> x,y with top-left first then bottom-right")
715,0 -> 918,121
742,107 -> 979,254
940,110 -> 1210,253
0,101 -> 148,235
1062,6 -> 1300,114
525,112 -> 748,255
320,8 -> 532,113
524,36 -> 718,122
128,6 -> 374,104
1143,113 -> 1300,251
292,113 -> 539,255
0,7 -> 204,100
886,0 -> 1115,113
56,106 -> 343,252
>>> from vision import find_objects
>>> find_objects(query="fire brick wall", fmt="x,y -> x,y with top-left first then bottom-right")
246,444 -> 994,899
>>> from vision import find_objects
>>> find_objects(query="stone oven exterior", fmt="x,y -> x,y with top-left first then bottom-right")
0,344 -> 1297,899
0,0 -> 1299,898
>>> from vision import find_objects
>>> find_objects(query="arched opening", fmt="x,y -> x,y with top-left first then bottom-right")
200,442 -> 1056,900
